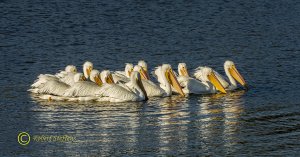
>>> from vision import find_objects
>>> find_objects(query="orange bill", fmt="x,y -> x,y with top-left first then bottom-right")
168,69 -> 185,96
229,65 -> 247,87
94,75 -> 103,86
81,75 -> 87,81
86,66 -> 92,77
106,74 -> 115,84
140,68 -> 150,80
128,69 -> 133,77
207,72 -> 227,94
180,67 -> 189,77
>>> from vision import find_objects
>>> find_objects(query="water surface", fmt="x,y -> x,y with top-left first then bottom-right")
1,0 -> 300,156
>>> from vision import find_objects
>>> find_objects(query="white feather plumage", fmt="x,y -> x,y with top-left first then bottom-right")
29,79 -> 70,96
96,71 -> 147,102
96,83 -> 140,102
63,81 -> 102,97
194,66 -> 230,89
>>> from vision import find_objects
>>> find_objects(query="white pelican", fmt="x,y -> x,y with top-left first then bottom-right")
29,73 -> 85,98
176,63 -> 227,94
31,65 -> 77,88
63,69 -> 102,97
133,65 -> 165,97
65,70 -> 116,101
37,73 -> 100,101
55,65 -> 77,77
96,71 -> 148,102
138,60 -> 150,80
177,63 -> 189,77
153,64 -> 185,97
83,61 -> 93,80
112,63 -> 133,83
100,70 -> 115,84
55,61 -> 92,86
55,65 -> 78,86
33,60 -> 92,88
194,60 -> 248,91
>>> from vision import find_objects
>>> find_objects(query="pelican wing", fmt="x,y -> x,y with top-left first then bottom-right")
175,76 -> 215,94
185,78 -> 214,94
58,72 -> 76,86
116,82 -> 133,92
63,82 -> 102,97
31,74 -> 58,88
29,80 -> 70,96
96,84 -> 139,102
141,80 -> 165,97
112,71 -> 130,83
114,71 -> 126,76
55,71 -> 68,78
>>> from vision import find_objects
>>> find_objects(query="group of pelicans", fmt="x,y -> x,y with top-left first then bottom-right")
29,60 -> 248,102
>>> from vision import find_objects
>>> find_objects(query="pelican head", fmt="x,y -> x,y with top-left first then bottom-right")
74,73 -> 86,82
178,63 -> 189,77
162,64 -> 185,96
138,60 -> 150,79
65,65 -> 77,73
83,61 -> 93,79
90,70 -> 102,86
202,67 -> 227,93
134,65 -> 150,80
131,71 -> 148,101
138,60 -> 147,70
100,70 -> 115,84
224,60 -> 248,89
125,63 -> 134,77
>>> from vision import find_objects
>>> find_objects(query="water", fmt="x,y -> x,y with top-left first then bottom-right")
1,0 -> 300,156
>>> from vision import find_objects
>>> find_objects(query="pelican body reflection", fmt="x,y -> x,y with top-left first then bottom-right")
29,90 -> 246,156
196,91 -> 245,155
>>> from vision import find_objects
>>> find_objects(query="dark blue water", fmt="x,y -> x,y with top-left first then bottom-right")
1,0 -> 300,156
